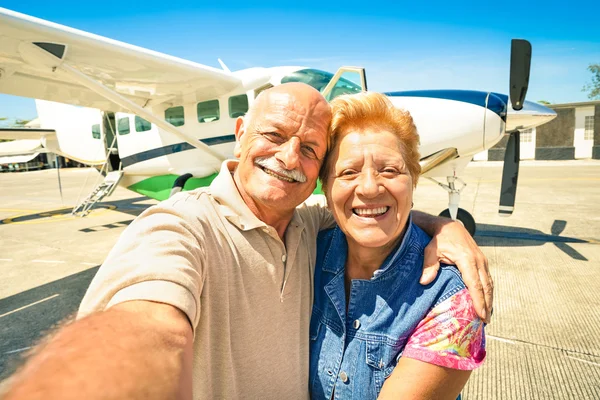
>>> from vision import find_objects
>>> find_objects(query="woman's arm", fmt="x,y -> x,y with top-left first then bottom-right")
378,287 -> 485,400
412,210 -> 493,323
378,357 -> 471,400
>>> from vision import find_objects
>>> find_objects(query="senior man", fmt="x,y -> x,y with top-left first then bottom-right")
3,83 -> 492,400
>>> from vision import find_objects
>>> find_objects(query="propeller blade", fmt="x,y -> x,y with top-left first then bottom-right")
509,39 -> 532,111
499,131 -> 520,216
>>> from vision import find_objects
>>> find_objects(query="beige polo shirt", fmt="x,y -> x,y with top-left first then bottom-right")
78,160 -> 334,399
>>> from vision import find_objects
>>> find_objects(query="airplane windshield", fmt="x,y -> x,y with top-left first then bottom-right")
281,69 -> 362,100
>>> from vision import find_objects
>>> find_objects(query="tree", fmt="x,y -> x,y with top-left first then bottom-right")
582,64 -> 600,100
537,100 -> 551,105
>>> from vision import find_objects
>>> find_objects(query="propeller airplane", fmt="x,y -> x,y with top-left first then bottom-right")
0,7 -> 556,235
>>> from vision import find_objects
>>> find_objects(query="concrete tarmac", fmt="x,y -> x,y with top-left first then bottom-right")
0,161 -> 599,399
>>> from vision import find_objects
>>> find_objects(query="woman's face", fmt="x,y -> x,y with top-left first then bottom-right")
325,128 -> 413,252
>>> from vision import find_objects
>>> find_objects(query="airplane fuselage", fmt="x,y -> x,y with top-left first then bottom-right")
30,67 -> 556,200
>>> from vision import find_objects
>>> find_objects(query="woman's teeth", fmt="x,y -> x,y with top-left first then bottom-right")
353,207 -> 389,217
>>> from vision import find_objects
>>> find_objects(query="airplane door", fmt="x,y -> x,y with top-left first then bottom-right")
519,128 -> 536,160
321,67 -> 367,102
574,107 -> 594,159
102,112 -> 121,170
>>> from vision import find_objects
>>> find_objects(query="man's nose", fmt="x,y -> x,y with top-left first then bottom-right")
276,137 -> 301,170
356,171 -> 382,198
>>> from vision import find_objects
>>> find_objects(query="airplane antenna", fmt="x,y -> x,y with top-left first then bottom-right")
218,59 -> 231,73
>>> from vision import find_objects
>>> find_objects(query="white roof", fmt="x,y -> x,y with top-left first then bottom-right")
0,152 -> 39,164
0,138 -> 43,154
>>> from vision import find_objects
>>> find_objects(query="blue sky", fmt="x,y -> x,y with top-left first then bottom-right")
1,0 -> 599,121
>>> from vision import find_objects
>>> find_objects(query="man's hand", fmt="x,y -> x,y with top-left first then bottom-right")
413,211 -> 493,323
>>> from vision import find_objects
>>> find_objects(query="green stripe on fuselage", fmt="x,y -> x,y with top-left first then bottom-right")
127,174 -> 218,201
128,174 -> 325,202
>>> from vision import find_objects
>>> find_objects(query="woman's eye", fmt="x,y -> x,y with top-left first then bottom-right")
382,168 -> 399,174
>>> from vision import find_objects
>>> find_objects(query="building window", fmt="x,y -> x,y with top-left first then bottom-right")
92,124 -> 101,139
584,115 -> 594,141
117,117 -> 130,135
135,116 -> 152,132
165,106 -> 185,127
197,100 -> 220,123
229,94 -> 249,118
520,128 -> 533,143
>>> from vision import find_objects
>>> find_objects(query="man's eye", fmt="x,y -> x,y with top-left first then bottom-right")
302,145 -> 316,158
264,132 -> 283,142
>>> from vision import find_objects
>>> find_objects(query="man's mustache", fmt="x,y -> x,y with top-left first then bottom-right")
254,156 -> 307,183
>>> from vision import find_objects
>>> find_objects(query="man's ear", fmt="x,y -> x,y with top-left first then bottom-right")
233,116 -> 245,158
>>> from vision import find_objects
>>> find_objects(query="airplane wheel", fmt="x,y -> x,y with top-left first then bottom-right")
439,208 -> 476,237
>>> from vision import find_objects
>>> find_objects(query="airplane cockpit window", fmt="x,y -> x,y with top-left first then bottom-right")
254,83 -> 274,98
281,69 -> 362,100
229,94 -> 249,118
197,100 -> 220,123
135,116 -> 152,132
165,106 -> 185,127
91,124 -> 101,139
117,117 -> 130,135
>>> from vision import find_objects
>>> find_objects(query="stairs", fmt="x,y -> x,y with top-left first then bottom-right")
72,170 -> 123,217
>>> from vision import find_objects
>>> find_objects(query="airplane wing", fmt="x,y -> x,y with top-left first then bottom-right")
0,7 -> 242,112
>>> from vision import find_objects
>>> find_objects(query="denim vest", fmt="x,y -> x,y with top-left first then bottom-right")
309,219 -> 467,399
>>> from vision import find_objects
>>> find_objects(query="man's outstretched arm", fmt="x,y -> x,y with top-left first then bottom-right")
412,210 -> 493,323
2,301 -> 194,400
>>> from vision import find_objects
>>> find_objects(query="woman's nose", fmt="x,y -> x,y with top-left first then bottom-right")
356,171 -> 383,198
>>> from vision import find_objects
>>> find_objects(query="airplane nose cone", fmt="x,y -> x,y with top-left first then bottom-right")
505,100 -> 557,131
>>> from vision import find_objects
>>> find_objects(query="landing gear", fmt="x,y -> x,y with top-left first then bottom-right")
439,208 -> 476,237
426,175 -> 477,237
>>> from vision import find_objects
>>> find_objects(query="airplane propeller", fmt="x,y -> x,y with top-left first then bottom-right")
499,39 -> 532,216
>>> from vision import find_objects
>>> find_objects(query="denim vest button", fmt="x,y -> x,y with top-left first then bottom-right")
339,371 -> 349,383
353,319 -> 361,329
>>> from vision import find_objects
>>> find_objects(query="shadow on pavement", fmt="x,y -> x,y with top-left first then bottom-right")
475,220 -> 596,261
0,197 -> 151,226
0,266 -> 100,380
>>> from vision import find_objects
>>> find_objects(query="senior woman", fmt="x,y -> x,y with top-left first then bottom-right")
309,92 -> 486,400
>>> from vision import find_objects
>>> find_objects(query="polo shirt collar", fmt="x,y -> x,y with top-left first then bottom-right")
210,160 -> 267,231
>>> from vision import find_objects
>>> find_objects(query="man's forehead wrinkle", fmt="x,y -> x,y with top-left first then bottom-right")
250,84 -> 329,144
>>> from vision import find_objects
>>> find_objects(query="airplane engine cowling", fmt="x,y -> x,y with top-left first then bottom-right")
386,90 -> 495,160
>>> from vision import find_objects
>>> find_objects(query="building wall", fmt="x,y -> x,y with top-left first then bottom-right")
535,107 -> 576,160
488,135 -> 508,161
594,104 -> 600,159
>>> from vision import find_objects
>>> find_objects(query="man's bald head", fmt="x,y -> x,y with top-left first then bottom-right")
246,82 -> 331,131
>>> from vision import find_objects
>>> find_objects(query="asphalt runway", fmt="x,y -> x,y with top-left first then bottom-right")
0,161 -> 599,399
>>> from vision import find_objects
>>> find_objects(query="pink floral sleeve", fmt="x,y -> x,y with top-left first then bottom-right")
402,288 -> 486,370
